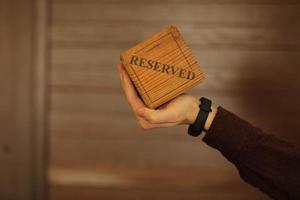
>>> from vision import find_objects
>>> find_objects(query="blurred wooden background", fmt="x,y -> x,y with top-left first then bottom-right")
48,0 -> 300,200
0,0 -> 47,199
3,0 -> 300,199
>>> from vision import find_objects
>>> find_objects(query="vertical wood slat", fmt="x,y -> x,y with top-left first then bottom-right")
32,0 -> 49,199
0,1 -> 33,199
0,0 -> 48,199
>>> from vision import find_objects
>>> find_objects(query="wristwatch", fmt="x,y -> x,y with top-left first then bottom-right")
188,97 -> 212,137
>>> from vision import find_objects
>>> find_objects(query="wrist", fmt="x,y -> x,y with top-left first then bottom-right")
186,98 -> 200,124
186,97 -> 217,131
204,106 -> 217,131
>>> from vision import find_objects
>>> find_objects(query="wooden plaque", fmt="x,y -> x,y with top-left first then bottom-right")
120,26 -> 204,109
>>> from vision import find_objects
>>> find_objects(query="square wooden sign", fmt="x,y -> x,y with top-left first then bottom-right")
120,26 -> 204,109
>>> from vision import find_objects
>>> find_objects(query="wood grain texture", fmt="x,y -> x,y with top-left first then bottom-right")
51,22 -> 300,51
52,0 -> 300,4
50,50 -> 300,93
49,0 -> 300,199
0,0 -> 48,199
32,0 -> 49,199
0,0 -> 33,199
121,26 -> 204,108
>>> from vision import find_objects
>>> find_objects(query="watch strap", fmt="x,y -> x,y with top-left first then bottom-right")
188,97 -> 212,137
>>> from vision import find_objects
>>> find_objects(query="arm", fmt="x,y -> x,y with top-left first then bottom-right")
203,107 -> 300,200
117,64 -> 300,200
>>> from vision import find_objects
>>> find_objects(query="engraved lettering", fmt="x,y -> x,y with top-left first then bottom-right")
178,68 -> 186,78
130,55 -> 139,65
139,57 -> 147,67
187,71 -> 195,80
153,62 -> 161,71
130,55 -> 194,80
147,60 -> 154,69
170,66 -> 179,75
161,64 -> 170,74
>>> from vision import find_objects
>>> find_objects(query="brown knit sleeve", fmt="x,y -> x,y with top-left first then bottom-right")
202,107 -> 300,200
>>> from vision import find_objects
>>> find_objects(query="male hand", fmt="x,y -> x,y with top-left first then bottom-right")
117,64 -> 202,129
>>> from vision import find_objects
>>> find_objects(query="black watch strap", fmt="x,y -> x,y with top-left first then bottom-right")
188,97 -> 212,137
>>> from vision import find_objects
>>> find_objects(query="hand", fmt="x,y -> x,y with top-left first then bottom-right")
117,64 -> 216,130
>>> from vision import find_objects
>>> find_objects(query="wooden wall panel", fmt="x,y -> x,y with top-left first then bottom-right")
0,0 -> 48,199
0,0 -> 33,199
50,50 -> 300,91
52,4 -> 300,24
49,1 -> 300,199
51,20 -> 300,48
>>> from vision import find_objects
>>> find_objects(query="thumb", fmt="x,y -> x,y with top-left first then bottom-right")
137,107 -> 176,124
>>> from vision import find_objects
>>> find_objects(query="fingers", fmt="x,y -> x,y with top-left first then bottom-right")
117,64 -> 145,112
137,107 -> 178,124
117,64 -> 137,102
137,118 -> 177,129
118,64 -> 179,129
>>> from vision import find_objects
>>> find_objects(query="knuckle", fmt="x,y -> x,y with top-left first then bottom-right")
148,115 -> 157,123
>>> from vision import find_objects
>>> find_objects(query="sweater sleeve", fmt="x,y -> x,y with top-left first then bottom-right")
202,107 -> 300,200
